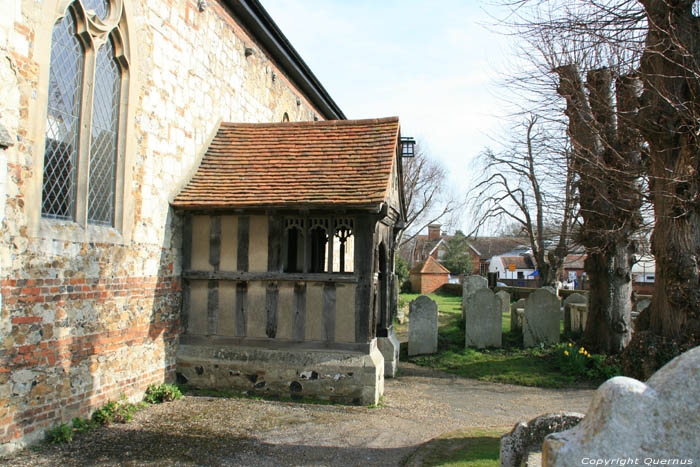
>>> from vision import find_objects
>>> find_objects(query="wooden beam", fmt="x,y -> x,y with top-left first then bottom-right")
237,215 -> 250,272
353,215 -> 374,343
235,282 -> 248,337
209,215 -> 221,271
182,270 -> 358,283
267,216 -> 283,272
322,283 -> 336,342
179,334 -> 371,353
265,282 -> 279,338
207,279 -> 219,335
293,282 -> 306,340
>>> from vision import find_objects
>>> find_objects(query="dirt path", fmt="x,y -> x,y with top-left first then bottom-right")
5,363 -> 594,466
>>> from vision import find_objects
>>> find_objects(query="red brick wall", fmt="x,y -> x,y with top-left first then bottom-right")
0,274 -> 180,448
410,272 -> 449,294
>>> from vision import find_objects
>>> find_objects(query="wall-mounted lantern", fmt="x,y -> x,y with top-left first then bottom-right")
400,137 -> 416,157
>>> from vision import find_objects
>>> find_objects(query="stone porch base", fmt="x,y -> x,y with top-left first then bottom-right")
176,340 -> 384,405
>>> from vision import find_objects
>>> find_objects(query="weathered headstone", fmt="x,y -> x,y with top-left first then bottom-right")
465,288 -> 502,349
495,290 -> 511,316
462,275 -> 488,320
543,346 -> 700,465
501,412 -> 584,467
563,293 -> 587,333
408,295 -> 438,356
523,288 -> 560,347
511,298 -> 526,332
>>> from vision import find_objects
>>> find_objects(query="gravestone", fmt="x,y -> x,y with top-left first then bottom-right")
465,288 -> 502,349
523,288 -> 560,347
543,346 -> 700,465
462,275 -> 488,320
495,290 -> 511,317
511,298 -> 526,331
563,293 -> 587,333
408,295 -> 438,356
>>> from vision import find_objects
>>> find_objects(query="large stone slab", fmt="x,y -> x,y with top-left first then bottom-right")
465,288 -> 502,349
523,289 -> 560,347
462,275 -> 488,320
511,298 -> 526,332
408,295 -> 438,356
543,346 -> 700,465
563,293 -> 587,333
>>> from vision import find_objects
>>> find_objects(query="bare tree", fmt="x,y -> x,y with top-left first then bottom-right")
497,0 -> 700,370
555,65 -> 644,354
399,143 -> 461,247
468,114 -> 577,286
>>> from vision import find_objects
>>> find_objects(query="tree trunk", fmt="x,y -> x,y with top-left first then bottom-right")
555,65 -> 642,354
623,0 -> 700,378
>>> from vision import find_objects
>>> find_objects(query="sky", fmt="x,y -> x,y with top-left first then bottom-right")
262,0 -> 518,233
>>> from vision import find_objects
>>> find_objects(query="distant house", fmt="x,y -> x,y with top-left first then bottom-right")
409,256 -> 451,294
561,254 -> 586,282
399,225 -> 527,277
489,255 -> 536,280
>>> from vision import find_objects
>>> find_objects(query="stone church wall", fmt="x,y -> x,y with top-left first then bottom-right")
0,0 -> 324,454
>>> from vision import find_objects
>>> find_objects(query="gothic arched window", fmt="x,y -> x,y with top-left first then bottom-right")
42,0 -> 129,228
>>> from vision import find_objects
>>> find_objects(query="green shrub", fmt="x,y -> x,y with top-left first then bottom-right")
91,400 -> 118,425
91,397 -> 145,425
144,383 -> 183,404
46,423 -> 73,444
71,417 -> 94,433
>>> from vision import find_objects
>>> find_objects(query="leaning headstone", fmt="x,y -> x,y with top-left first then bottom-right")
462,275 -> 488,320
500,412 -> 583,467
495,290 -> 511,317
543,346 -> 700,465
542,285 -> 557,296
523,289 -> 560,347
563,293 -> 587,333
408,295 -> 438,356
465,288 -> 502,349
511,298 -> 526,331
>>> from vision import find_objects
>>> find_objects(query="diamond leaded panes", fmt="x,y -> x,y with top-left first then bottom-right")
82,0 -> 110,20
87,38 -> 120,226
41,11 -> 84,220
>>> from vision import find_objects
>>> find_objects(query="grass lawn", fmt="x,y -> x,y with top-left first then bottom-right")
397,292 -> 613,389
402,427 -> 506,467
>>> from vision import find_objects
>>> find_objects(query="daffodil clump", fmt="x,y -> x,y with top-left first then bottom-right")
558,342 -> 593,377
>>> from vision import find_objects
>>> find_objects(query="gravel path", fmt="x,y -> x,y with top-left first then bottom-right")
4,363 -> 594,466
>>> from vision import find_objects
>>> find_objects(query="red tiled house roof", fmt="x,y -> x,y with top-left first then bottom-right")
172,117 -> 401,210
409,256 -> 451,275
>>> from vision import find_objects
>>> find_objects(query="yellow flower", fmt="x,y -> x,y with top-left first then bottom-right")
564,350 -> 569,356
579,348 -> 584,354
568,343 -> 573,347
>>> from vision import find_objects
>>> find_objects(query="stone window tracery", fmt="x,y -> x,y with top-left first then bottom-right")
41,0 -> 129,228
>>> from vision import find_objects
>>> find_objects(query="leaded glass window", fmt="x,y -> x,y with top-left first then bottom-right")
88,38 -> 120,226
42,11 -> 84,220
82,0 -> 110,20
41,0 -> 128,229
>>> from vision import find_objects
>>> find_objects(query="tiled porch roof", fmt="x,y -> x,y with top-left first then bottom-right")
172,117 -> 400,210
